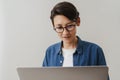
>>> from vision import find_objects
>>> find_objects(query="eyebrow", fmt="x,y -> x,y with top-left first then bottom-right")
56,22 -> 74,27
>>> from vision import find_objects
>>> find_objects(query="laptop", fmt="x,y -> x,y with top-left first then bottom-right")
17,66 -> 108,80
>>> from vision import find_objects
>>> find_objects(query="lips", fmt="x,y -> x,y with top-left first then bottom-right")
62,36 -> 71,38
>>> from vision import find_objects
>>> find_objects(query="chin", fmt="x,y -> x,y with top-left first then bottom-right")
62,39 -> 72,43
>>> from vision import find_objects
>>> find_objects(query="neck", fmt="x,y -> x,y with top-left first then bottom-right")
62,37 -> 78,49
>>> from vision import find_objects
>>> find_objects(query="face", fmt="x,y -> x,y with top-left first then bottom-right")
53,15 -> 80,43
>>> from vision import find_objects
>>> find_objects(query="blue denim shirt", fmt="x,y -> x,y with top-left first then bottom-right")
42,36 -> 107,67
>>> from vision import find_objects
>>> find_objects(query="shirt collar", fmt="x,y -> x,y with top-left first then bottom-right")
76,36 -> 83,54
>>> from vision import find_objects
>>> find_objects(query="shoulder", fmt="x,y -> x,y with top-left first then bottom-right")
82,40 -> 102,49
79,39 -> 104,54
77,36 -> 102,50
81,40 -> 105,56
45,42 -> 61,54
47,42 -> 61,50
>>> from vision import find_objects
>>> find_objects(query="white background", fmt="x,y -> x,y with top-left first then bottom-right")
0,0 -> 120,80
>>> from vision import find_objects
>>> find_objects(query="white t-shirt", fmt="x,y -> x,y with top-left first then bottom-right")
62,48 -> 76,67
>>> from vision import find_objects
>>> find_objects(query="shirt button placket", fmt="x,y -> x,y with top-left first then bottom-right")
59,53 -> 63,66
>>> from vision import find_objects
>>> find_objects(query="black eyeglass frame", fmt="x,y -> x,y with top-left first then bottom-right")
53,22 -> 77,33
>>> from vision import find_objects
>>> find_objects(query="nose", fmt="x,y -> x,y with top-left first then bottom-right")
62,28 -> 69,34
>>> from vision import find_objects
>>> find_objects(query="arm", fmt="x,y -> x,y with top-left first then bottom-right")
97,47 -> 107,65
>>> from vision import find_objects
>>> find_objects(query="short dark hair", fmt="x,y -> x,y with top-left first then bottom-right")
50,1 -> 79,25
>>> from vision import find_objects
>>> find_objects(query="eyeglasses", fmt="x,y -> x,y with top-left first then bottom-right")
54,23 -> 76,33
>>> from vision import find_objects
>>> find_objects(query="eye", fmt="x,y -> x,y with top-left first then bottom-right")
67,24 -> 75,29
55,27 -> 63,29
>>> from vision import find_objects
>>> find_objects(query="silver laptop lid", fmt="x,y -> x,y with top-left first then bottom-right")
17,66 -> 108,80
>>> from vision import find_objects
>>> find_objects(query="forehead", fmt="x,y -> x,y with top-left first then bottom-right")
53,15 -> 72,26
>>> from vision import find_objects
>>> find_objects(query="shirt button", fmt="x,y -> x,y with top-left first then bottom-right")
60,60 -> 62,63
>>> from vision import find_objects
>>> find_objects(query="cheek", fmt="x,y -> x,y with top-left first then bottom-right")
57,33 -> 62,37
71,29 -> 77,35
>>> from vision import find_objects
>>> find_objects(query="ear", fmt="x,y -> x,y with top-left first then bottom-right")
76,17 -> 80,26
